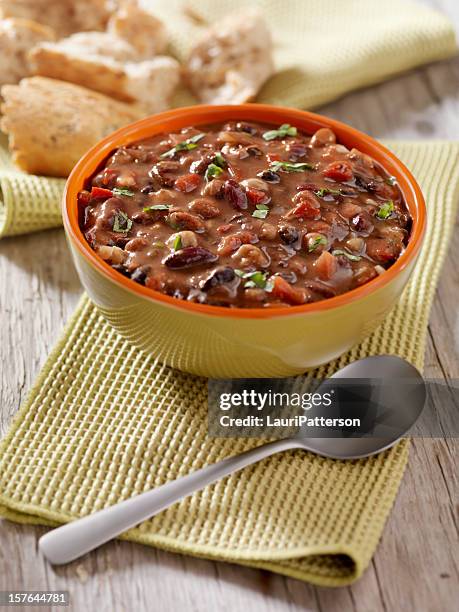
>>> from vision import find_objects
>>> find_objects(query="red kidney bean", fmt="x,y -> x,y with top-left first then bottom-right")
224,179 -> 248,210
163,247 -> 218,269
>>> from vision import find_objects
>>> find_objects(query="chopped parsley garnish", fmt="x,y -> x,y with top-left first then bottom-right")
332,249 -> 361,261
269,161 -> 315,173
377,200 -> 395,219
112,187 -> 135,197
205,163 -> 224,182
386,176 -> 397,186
314,188 -> 342,198
252,204 -> 270,219
152,241 -> 165,248
173,234 -> 183,251
308,235 -> 328,252
263,124 -> 298,141
213,152 -> 227,168
143,204 -> 171,212
160,133 -> 205,159
112,210 -> 132,233
235,269 -> 273,291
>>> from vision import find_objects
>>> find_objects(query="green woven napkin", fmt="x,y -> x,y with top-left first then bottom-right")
1,141 -> 458,586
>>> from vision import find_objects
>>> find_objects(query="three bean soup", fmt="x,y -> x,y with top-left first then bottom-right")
79,121 -> 411,308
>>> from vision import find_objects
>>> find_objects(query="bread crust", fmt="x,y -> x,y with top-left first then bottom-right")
0,0 -> 110,36
0,17 -> 55,86
186,10 -> 274,104
0,76 -> 143,177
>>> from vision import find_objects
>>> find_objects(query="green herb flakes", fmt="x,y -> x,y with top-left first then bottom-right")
263,124 -> 298,141
308,235 -> 327,252
252,204 -> 270,219
143,204 -> 171,212
205,163 -> 224,182
235,270 -> 270,290
377,200 -> 395,220
332,249 -> 361,261
160,133 -> 205,159
112,211 -> 132,233
113,187 -> 135,197
269,161 -> 315,173
173,234 -> 183,251
314,188 -> 341,198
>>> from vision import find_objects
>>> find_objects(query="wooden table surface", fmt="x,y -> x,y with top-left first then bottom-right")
1,1 -> 458,610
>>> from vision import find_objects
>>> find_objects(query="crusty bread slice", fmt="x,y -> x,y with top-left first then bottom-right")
0,0 -> 111,36
0,76 -> 143,177
186,10 -> 274,104
0,18 -> 56,86
29,33 -> 180,109
108,2 -> 168,58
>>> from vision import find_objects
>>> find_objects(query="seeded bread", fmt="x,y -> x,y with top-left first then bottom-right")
29,31 -> 180,109
0,18 -> 55,86
0,76 -> 143,177
0,0 -> 111,36
186,10 -> 274,104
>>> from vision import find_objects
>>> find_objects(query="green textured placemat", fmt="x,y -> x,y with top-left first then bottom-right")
0,141 -> 458,585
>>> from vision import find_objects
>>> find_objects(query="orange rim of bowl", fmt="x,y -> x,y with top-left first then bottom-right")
64,104 -> 426,320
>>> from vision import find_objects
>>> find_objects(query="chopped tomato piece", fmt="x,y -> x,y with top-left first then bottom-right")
77,190 -> 91,207
287,191 -> 321,220
339,202 -> 362,219
247,188 -> 269,205
267,153 -> 281,163
314,251 -> 338,280
271,276 -> 306,305
366,238 -> 401,263
91,186 -> 113,199
174,173 -> 201,193
323,161 -> 353,182
101,168 -> 118,187
217,231 -> 257,255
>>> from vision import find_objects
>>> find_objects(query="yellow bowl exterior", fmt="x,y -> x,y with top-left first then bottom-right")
68,237 -> 418,378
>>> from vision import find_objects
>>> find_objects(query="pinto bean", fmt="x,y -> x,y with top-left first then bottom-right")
217,231 -> 258,255
202,179 -> 224,197
231,244 -> 269,267
188,198 -> 221,219
168,211 -> 205,232
310,128 -> 336,147
167,231 -> 198,249
240,178 -> 270,192
125,237 -> 148,252
218,131 -> 257,145
97,245 -> 126,264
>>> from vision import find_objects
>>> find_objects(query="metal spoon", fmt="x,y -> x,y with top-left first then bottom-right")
39,355 -> 425,565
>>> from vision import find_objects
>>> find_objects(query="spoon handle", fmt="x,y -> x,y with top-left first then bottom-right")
39,438 -> 299,564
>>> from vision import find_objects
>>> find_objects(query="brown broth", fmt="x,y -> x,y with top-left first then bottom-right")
79,121 -> 411,308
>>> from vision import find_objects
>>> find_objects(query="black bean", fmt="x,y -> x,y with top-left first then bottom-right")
257,170 -> 280,183
278,225 -> 299,245
247,146 -> 263,157
235,122 -> 258,135
112,264 -> 130,277
201,266 -> 236,291
163,247 -> 218,270
140,182 -> 157,194
131,267 -> 148,285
